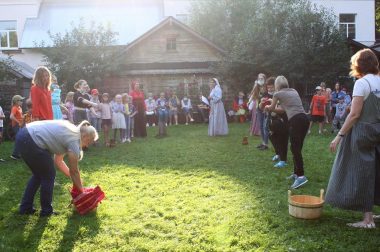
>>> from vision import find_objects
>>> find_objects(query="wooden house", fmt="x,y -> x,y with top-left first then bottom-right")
104,17 -> 226,100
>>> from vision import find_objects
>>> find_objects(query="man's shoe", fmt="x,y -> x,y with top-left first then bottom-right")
10,155 -> 20,160
274,161 -> 287,168
290,176 -> 308,189
258,145 -> 268,150
256,144 -> 264,148
40,211 -> 59,217
20,208 -> 37,215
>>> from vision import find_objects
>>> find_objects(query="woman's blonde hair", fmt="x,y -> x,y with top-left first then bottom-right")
274,76 -> 289,91
73,80 -> 87,90
65,92 -> 75,103
350,49 -> 379,78
32,66 -> 52,89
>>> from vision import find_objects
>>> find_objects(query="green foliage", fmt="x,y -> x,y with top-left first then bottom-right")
190,0 -> 351,93
36,18 -> 119,90
0,56 -> 19,81
0,124 -> 380,251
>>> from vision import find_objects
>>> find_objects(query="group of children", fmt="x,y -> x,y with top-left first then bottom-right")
308,82 -> 351,135
145,92 -> 195,127
64,90 -> 137,146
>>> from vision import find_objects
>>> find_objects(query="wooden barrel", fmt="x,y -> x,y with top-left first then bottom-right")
288,189 -> 324,219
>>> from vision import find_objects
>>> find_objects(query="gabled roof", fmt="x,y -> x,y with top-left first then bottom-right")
0,55 -> 34,79
119,16 -> 226,56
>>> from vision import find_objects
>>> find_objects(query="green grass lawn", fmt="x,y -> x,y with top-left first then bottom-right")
0,123 -> 379,251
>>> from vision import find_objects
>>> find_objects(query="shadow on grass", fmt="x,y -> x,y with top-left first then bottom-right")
56,211 -> 100,252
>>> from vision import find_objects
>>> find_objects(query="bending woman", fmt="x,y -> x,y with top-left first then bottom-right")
18,120 -> 98,216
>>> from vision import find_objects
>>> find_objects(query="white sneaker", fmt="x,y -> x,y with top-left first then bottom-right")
185,123 -> 188,125
307,130 -> 311,135
146,123 -> 149,127
152,123 -> 155,127
165,123 -> 168,126
190,118 -> 194,122
127,138 -> 131,143
121,138 -> 127,143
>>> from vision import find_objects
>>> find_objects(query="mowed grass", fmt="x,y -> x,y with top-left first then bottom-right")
0,123 -> 379,251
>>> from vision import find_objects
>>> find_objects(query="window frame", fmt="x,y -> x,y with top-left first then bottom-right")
339,14 -> 356,39
0,20 -> 18,49
166,36 -> 177,51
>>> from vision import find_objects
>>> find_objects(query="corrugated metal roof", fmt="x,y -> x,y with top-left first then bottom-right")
20,0 -> 166,48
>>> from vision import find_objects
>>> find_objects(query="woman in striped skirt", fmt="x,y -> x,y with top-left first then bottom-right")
326,49 -> 380,229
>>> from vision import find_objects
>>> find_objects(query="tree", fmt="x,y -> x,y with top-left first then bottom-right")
190,0 -> 351,94
37,18 -> 119,90
0,56 -> 19,81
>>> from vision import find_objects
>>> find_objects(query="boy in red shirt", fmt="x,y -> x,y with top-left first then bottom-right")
308,86 -> 326,134
10,95 -> 25,160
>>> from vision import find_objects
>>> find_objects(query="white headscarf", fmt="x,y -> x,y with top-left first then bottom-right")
212,78 -> 221,87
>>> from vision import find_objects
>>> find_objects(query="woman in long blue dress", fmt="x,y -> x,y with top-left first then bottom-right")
208,78 -> 228,136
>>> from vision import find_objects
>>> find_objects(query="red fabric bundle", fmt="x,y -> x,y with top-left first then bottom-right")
70,186 -> 105,215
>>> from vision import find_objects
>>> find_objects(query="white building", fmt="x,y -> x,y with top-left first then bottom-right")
0,0 -> 376,71
311,0 -> 375,46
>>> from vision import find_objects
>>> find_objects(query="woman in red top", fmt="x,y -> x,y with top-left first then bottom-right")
129,80 -> 147,137
30,66 -> 53,121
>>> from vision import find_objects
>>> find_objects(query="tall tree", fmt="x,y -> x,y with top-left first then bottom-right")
190,0 -> 351,93
37,19 -> 119,90
0,56 -> 19,81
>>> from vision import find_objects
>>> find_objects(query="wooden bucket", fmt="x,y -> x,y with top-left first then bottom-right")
288,189 -> 324,219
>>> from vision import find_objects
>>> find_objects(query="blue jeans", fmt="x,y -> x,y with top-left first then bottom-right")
124,115 -> 131,139
12,124 -> 20,157
18,128 -> 56,215
90,117 -> 101,132
158,109 -> 169,123
257,110 -> 269,145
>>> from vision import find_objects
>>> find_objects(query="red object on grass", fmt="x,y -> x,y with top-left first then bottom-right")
71,186 -> 105,215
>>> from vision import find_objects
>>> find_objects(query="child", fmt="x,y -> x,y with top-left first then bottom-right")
168,93 -> 180,125
51,77 -> 67,120
332,95 -> 347,133
98,93 -> 112,146
232,91 -> 248,123
21,99 -> 33,127
63,92 -> 75,123
156,92 -> 169,137
145,92 -> 156,127
89,89 -> 101,132
10,95 -> 25,160
122,93 -> 131,143
111,94 -> 126,143
0,103 -> 4,161
128,96 -> 137,138
308,86 -> 326,134
181,95 -> 194,125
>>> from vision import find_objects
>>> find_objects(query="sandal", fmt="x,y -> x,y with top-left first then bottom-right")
347,222 -> 376,229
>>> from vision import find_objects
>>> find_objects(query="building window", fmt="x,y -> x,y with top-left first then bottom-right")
167,37 -> 176,51
0,21 -> 18,49
339,14 -> 356,39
